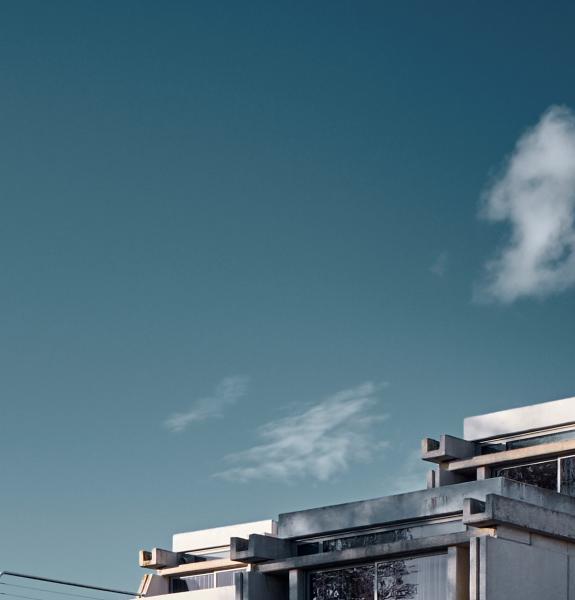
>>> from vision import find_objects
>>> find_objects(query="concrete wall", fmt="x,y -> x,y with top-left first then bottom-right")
173,521 -> 276,552
477,535 -> 575,599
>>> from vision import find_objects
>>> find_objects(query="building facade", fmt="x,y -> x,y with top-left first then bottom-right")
138,395 -> 575,599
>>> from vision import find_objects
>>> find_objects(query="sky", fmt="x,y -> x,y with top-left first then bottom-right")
1,0 -> 575,591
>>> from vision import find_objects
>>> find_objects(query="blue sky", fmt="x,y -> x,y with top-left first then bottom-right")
1,0 -> 575,590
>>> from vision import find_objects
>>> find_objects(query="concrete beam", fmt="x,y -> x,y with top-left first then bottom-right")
422,435 -> 477,464
157,558 -> 247,577
139,548 -> 180,569
278,478 -> 514,538
463,493 -> 575,542
447,438 -> 575,472
254,532 -> 470,574
231,535 -> 295,563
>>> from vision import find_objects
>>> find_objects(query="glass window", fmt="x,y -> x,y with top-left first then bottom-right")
310,565 -> 375,600
560,456 -> 575,496
322,528 -> 413,553
310,555 -> 446,600
377,555 -> 446,600
215,569 -> 245,588
506,430 -> 575,450
495,460 -> 558,490
178,573 -> 214,591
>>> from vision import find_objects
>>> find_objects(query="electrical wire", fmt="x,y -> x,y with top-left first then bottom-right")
0,584 -> 124,600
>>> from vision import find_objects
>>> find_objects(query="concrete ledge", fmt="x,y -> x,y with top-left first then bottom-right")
254,532 -> 469,573
421,435 -> 477,464
464,396 -> 575,441
139,548 -> 180,569
446,438 -> 575,472
278,479 -> 510,538
463,494 -> 575,542
157,558 -> 247,577
231,535 -> 295,563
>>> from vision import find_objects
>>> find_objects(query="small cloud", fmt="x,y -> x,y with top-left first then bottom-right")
476,105 -> 575,303
164,375 -> 249,433
214,382 -> 389,484
430,252 -> 449,277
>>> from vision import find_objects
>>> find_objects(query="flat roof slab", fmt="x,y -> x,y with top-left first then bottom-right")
464,396 -> 575,441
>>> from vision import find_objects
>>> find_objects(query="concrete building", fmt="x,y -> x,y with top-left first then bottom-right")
138,395 -> 575,599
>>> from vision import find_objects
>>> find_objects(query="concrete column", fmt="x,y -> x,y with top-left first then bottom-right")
289,569 -> 306,600
448,545 -> 470,600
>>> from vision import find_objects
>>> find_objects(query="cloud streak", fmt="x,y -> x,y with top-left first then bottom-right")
477,105 -> 575,303
214,382 -> 388,483
430,252 -> 448,277
164,375 -> 249,432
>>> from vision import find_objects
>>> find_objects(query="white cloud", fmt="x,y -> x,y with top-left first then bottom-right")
477,105 -> 575,303
430,252 -> 448,277
164,375 -> 249,432
214,382 -> 389,483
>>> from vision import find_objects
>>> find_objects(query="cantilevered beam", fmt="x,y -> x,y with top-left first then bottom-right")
447,438 -> 575,472
421,435 -> 477,464
463,493 -> 575,542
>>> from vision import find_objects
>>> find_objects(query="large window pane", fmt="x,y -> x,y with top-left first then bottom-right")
177,573 -> 215,591
560,456 -> 575,496
322,528 -> 413,553
495,460 -> 558,490
377,555 -> 446,600
507,430 -> 575,450
311,555 -> 446,600
310,565 -> 374,600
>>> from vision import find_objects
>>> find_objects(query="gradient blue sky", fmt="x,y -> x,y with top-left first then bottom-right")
1,0 -> 575,591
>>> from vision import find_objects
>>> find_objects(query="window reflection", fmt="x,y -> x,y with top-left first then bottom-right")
377,555 -> 446,600
310,565 -> 374,600
310,555 -> 446,600
496,460 -> 558,490
560,456 -> 575,496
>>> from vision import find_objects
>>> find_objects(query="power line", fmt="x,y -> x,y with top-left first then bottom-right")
0,583 -> 118,600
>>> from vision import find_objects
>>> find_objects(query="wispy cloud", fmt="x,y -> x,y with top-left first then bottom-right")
164,375 -> 249,433
477,105 -> 575,303
214,382 -> 389,483
430,252 -> 448,277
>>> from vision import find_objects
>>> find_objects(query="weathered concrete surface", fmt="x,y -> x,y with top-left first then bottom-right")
255,532 -> 469,573
231,534 -> 294,563
422,434 -> 477,463
278,479 -> 505,538
481,536 -> 567,600
279,478 -> 575,539
464,494 -> 575,541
